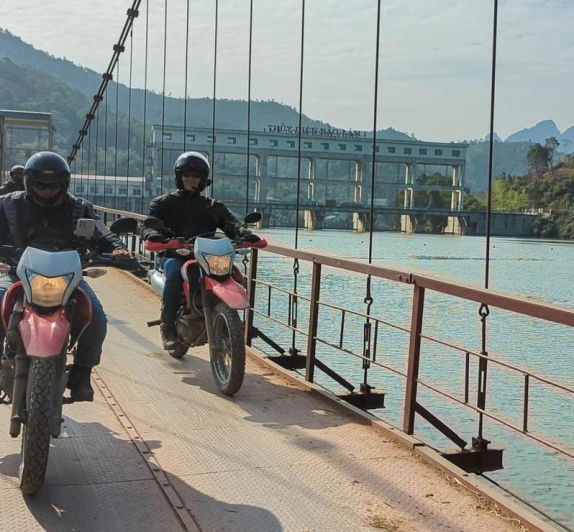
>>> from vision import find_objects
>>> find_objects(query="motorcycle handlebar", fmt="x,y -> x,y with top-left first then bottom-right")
143,237 -> 268,253
83,254 -> 142,272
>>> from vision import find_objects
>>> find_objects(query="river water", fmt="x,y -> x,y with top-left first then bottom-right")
251,228 -> 574,529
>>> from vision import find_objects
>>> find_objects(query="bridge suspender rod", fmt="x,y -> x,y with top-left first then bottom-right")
125,27 -> 134,211
245,0 -> 254,213
114,62 -> 120,209
183,0 -> 190,152
287,0 -> 307,358
473,0 -> 499,452
360,0 -> 383,396
141,0 -> 150,213
211,0 -> 219,189
67,0 -> 141,163
159,0 -> 168,195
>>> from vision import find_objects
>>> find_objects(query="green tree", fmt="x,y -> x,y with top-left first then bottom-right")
545,136 -> 560,172
527,143 -> 550,177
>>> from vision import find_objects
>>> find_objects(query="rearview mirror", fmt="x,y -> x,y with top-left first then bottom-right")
143,217 -> 165,231
244,212 -> 262,225
110,217 -> 138,235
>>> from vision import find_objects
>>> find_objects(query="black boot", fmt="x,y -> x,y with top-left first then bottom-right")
67,365 -> 94,402
160,322 -> 178,350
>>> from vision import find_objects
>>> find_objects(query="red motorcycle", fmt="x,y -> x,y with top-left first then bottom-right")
0,217 -> 138,494
143,213 -> 266,396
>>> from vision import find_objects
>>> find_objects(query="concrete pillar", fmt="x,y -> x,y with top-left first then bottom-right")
354,160 -> 362,203
258,210 -> 272,229
353,212 -> 366,232
304,209 -> 315,230
450,165 -> 462,210
307,158 -> 315,201
255,154 -> 268,202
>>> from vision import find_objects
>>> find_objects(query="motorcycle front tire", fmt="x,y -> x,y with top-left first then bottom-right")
19,358 -> 55,495
210,301 -> 246,396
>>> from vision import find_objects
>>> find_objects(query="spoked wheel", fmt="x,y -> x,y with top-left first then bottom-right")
167,343 -> 189,359
19,358 -> 55,495
210,302 -> 246,396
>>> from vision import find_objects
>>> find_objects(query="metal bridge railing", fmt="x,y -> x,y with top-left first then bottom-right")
97,206 -> 574,477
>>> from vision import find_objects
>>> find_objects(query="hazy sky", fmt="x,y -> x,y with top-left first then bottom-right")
1,0 -> 573,143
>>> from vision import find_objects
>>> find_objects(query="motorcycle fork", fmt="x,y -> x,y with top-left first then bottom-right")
10,348 -> 28,437
7,306 -> 26,437
51,353 -> 67,437
199,283 -> 216,350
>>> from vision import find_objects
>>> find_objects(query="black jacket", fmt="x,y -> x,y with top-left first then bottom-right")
143,190 -> 240,243
0,191 -> 127,252
0,180 -> 24,196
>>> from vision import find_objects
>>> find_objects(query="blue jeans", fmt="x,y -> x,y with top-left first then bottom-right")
0,274 -> 107,368
160,257 -> 186,323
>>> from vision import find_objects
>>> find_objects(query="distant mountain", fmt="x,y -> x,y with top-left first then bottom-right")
0,28 -> 564,192
505,120 -> 562,143
484,132 -> 503,142
0,29 -> 412,141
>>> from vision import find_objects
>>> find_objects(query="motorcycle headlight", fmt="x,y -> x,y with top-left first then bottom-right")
27,272 -> 74,307
203,253 -> 232,276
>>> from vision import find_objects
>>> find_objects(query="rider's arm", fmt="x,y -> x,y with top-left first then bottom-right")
212,200 -> 242,239
0,203 -> 8,245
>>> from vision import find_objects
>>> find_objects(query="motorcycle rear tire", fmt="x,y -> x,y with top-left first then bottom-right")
19,358 -> 55,495
210,302 -> 246,396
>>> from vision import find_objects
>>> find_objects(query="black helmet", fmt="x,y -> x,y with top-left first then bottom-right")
24,151 -> 71,206
174,151 -> 211,192
9,164 -> 24,183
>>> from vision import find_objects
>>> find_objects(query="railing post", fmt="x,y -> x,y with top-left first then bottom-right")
403,284 -> 425,435
244,248 -> 259,347
305,262 -> 321,383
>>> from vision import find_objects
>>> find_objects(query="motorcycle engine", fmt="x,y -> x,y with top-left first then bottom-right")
176,315 -> 207,347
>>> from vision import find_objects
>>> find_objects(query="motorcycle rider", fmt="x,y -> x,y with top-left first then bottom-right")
0,151 -> 133,402
142,151 -> 260,350
0,165 -> 25,195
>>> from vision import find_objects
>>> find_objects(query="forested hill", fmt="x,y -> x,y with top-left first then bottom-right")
0,29 -> 411,139
0,28 -> 532,190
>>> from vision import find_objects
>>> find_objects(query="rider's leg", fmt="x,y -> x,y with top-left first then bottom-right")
159,257 -> 185,349
0,274 -> 16,354
68,280 -> 108,402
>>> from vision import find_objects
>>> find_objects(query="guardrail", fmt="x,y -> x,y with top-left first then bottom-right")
97,205 -> 574,525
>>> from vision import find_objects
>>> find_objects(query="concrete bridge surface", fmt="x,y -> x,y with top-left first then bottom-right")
0,270 -> 550,531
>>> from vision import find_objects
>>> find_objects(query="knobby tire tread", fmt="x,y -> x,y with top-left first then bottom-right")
211,302 -> 246,396
19,358 -> 55,495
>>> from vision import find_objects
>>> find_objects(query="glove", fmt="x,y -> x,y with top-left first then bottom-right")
112,248 -> 133,260
238,230 -> 261,243
146,232 -> 169,243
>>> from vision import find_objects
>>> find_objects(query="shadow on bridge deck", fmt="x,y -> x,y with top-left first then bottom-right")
0,270 -> 545,532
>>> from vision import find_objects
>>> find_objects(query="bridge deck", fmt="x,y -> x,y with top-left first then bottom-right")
0,270 -> 538,531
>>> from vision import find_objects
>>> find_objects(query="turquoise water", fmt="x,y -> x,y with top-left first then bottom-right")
251,228 -> 574,529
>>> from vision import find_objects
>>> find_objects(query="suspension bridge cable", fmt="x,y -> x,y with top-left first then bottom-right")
94,102 -> 100,199
288,0 -> 307,356
368,0 -> 382,266
294,0 -> 306,251
474,0 -> 499,452
211,0 -> 219,192
141,0 -> 149,214
103,89 -> 108,206
245,0 -> 254,213
114,61 -> 120,209
67,0 -> 140,164
484,0 -> 499,290
183,0 -> 190,152
126,27 -> 134,211
360,0 -> 383,392
160,0 -> 168,195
